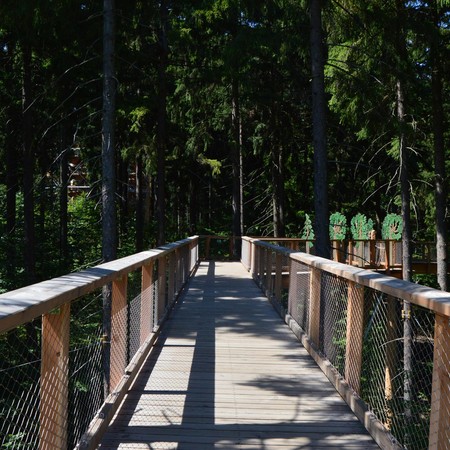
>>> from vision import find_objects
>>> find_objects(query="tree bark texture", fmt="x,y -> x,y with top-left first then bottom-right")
431,4 -> 447,292
102,0 -> 117,395
310,0 -> 330,258
22,42 -> 36,285
231,77 -> 243,256
156,0 -> 169,246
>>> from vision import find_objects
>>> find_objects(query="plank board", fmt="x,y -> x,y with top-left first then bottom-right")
99,261 -> 379,450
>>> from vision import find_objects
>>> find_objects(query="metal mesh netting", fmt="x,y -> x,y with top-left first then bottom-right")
299,268 -> 438,450
288,259 -> 310,332
360,295 -> 435,450
320,272 -> 349,374
0,320 -> 41,449
0,263 -> 162,450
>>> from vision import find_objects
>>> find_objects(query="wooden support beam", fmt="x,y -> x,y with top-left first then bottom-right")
309,267 -> 321,346
167,252 -> 176,306
110,276 -> 128,391
275,253 -> 283,304
384,295 -> 398,430
140,262 -> 154,344
40,302 -> 70,450
157,256 -> 167,323
429,313 -> 450,449
345,281 -> 364,394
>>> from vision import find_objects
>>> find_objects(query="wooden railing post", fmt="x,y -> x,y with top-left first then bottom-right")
275,252 -> 283,304
265,250 -> 272,297
344,281 -> 364,393
384,295 -> 398,430
429,313 -> 450,449
385,240 -> 391,270
157,256 -> 167,322
110,276 -> 128,391
40,302 -> 70,449
309,267 -> 321,346
141,262 -> 154,344
348,241 -> 354,266
168,252 -> 176,305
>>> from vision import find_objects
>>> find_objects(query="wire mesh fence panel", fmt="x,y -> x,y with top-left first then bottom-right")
320,273 -> 348,374
359,292 -> 435,450
68,289 -> 104,449
288,259 -> 310,332
0,319 -> 42,450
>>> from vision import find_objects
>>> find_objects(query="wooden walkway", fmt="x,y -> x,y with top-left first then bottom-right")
99,261 -> 379,450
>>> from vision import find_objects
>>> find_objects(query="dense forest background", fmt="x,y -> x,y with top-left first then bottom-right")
0,1 -> 449,292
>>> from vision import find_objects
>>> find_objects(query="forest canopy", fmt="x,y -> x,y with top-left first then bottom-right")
0,0 -> 449,290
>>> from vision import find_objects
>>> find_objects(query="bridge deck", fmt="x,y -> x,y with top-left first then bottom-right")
99,261 -> 379,450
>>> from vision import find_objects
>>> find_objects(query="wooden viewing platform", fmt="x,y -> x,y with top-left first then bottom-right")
99,261 -> 379,449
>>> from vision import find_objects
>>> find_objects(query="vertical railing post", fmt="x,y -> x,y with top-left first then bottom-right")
429,313 -> 450,449
309,267 -> 322,346
250,240 -> 256,278
265,250 -> 272,297
348,241 -> 354,266
110,276 -> 128,391
275,252 -> 283,304
141,262 -> 154,344
259,246 -> 265,287
157,256 -> 167,322
384,295 -> 398,430
168,252 -> 176,305
344,281 -> 364,393
385,240 -> 391,270
40,302 -> 70,449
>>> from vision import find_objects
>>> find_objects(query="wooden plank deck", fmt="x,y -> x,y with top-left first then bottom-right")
99,261 -> 379,450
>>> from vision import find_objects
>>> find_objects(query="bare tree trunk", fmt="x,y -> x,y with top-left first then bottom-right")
22,42 -> 36,285
310,0 -> 330,258
431,4 -> 447,292
102,0 -> 117,396
156,0 -> 168,246
395,1 -> 412,441
6,124 -> 18,282
59,131 -> 69,269
135,156 -> 144,251
231,78 -> 243,256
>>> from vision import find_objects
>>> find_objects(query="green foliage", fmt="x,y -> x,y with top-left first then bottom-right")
301,214 -> 314,249
67,194 -> 102,270
382,213 -> 402,240
329,212 -> 348,240
350,213 -> 373,240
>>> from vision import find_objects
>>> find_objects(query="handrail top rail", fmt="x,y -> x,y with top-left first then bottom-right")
0,236 -> 198,334
244,236 -> 450,317
242,236 -> 435,244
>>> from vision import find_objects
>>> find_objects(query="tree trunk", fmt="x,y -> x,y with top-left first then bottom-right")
22,42 -> 36,285
395,1 -> 412,441
272,144 -> 285,237
59,134 -> 69,270
102,0 -> 117,396
135,156 -> 144,252
156,0 -> 168,246
6,126 -> 18,283
310,0 -> 330,258
231,77 -> 243,256
431,4 -> 447,292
